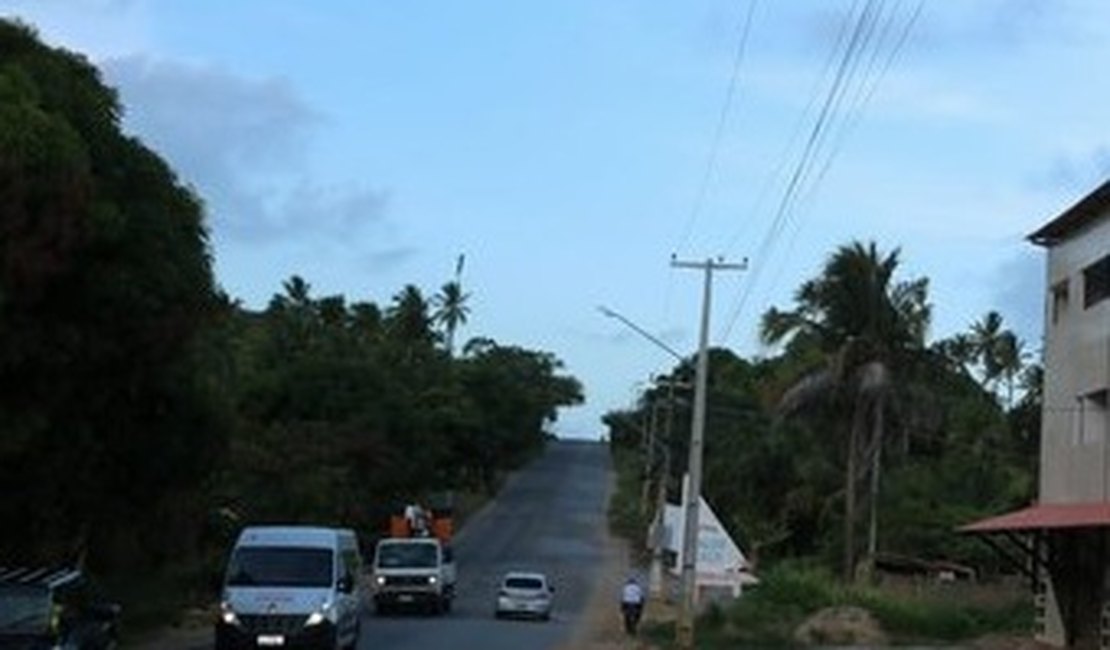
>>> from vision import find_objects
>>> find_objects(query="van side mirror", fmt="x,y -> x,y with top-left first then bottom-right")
337,575 -> 355,594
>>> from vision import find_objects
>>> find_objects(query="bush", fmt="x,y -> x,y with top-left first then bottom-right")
686,563 -> 1033,648
607,447 -> 650,548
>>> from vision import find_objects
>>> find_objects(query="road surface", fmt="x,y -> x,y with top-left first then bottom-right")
357,439 -> 613,650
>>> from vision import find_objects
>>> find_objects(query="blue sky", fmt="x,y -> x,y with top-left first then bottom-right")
5,1 -> 1110,437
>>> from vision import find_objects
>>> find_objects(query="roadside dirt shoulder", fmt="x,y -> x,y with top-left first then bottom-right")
557,528 -> 664,650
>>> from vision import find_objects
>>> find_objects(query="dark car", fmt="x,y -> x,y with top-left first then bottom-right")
0,567 -> 120,650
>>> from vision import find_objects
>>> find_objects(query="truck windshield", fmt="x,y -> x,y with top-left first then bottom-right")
226,547 -> 333,588
376,543 -> 437,569
0,585 -> 50,633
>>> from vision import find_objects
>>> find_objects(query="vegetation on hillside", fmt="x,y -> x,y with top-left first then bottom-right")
0,19 -> 582,624
607,240 -> 1039,585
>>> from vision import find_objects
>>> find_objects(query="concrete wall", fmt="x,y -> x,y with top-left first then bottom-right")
1040,213 -> 1110,503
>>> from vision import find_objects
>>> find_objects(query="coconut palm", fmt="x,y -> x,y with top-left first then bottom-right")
433,280 -> 471,356
969,311 -> 1005,389
966,311 -> 1027,407
761,241 -> 930,581
386,285 -> 436,347
995,331 -> 1028,409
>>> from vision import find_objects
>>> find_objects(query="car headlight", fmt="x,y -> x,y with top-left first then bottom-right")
305,602 -> 333,627
375,575 -> 386,586
427,576 -> 438,585
220,602 -> 240,626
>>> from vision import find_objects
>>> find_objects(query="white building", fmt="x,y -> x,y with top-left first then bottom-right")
964,179 -> 1110,649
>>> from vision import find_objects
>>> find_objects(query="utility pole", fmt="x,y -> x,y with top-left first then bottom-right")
641,398 -> 661,515
649,377 -> 686,598
671,256 -> 746,649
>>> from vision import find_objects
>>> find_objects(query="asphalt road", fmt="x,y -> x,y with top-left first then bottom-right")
356,439 -> 613,650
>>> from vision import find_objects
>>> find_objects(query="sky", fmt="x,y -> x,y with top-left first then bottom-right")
4,0 -> 1109,438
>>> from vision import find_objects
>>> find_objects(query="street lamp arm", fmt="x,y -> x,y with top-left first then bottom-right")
598,305 -> 685,362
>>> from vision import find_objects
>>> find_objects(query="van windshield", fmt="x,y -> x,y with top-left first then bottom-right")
227,547 -> 333,588
376,543 -> 437,569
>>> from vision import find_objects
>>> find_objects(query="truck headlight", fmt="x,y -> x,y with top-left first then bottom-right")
220,602 -> 240,626
305,602 -> 333,627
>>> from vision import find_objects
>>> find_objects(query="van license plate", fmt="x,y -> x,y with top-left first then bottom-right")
257,635 -> 285,646
398,594 -> 414,603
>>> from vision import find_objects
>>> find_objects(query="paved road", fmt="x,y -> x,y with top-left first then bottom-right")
356,440 -> 612,650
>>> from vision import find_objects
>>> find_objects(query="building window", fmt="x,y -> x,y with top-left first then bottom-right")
1083,254 -> 1110,309
1052,280 -> 1069,324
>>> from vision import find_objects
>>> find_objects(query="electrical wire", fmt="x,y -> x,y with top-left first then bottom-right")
716,0 -> 881,343
662,1 -> 759,332
760,1 -> 925,311
717,0 -> 927,345
674,0 -> 759,256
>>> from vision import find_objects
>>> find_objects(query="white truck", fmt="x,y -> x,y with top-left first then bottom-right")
371,504 -> 457,615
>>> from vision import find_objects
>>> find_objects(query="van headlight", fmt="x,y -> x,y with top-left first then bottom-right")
305,602 -> 333,627
220,602 -> 241,626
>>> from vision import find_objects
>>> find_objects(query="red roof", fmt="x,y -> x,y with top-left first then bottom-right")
960,502 -> 1110,533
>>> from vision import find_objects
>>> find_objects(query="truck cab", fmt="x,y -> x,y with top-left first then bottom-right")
371,504 -> 457,615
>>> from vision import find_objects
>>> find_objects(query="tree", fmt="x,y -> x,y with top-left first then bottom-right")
969,311 -> 1006,390
387,284 -> 436,349
433,280 -> 470,356
0,19 -> 223,570
760,240 -> 930,581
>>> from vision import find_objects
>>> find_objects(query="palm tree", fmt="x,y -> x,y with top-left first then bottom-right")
967,311 -> 1026,407
433,280 -> 470,356
969,311 -> 1005,390
995,331 -> 1027,409
761,241 -> 930,581
386,285 -> 436,350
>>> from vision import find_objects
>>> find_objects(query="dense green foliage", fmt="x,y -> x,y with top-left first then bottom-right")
0,19 -> 221,571
0,19 -> 582,621
608,240 -> 1040,584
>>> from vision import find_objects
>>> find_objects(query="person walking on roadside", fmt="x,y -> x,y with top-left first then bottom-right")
620,576 -> 645,635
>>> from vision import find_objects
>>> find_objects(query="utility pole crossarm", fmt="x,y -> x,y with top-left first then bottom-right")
670,256 -> 748,272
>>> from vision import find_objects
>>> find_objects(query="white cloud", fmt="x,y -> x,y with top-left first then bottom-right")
101,55 -> 391,245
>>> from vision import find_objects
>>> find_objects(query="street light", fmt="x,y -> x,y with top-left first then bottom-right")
598,306 -> 684,361
598,305 -> 691,619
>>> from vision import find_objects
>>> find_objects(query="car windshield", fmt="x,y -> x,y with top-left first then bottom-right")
0,585 -> 51,633
226,547 -> 333,588
376,543 -> 437,569
505,577 -> 544,590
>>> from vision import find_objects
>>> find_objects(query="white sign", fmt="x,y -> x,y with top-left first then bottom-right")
658,475 -> 758,597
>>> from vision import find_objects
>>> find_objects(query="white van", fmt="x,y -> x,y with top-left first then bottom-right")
215,526 -> 363,650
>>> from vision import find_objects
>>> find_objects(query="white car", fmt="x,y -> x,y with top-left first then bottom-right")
494,572 -> 554,621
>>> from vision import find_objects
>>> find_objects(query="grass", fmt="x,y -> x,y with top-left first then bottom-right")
646,563 -> 1034,648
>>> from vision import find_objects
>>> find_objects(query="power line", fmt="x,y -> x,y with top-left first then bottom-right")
761,1 -> 925,311
717,0 -> 881,343
675,0 -> 759,255
718,0 -> 926,345
663,1 -> 759,335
